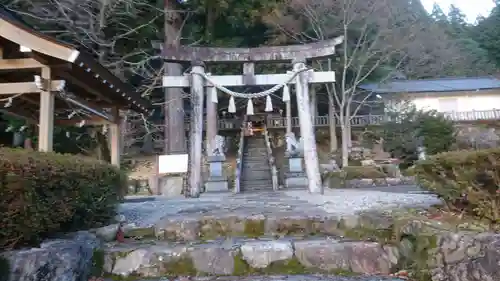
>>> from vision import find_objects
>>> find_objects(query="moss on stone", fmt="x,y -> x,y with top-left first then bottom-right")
276,220 -> 314,236
0,256 -> 10,281
200,218 -> 226,240
90,248 -> 105,277
125,227 -> 155,239
343,227 -> 396,244
162,255 -> 197,276
263,257 -> 311,274
243,219 -> 265,238
102,256 -> 195,279
103,273 -> 154,281
232,251 -> 256,275
233,251 -> 358,276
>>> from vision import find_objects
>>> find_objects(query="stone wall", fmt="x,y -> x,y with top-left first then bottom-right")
1,209 -> 499,281
455,124 -> 500,148
1,232 -> 100,281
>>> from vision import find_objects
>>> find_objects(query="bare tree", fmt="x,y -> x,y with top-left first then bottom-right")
4,0 -> 166,157
267,0 -> 467,166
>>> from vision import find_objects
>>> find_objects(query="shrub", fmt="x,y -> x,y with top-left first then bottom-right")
415,148 -> 500,223
342,166 -> 387,179
324,166 -> 387,188
382,103 -> 456,169
0,148 -> 126,250
325,166 -> 387,182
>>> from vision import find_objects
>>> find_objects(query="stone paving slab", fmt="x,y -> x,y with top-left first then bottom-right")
119,188 -> 441,228
105,275 -> 406,281
102,237 -> 399,277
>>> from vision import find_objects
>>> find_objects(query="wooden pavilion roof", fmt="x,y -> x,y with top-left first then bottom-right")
0,6 -> 151,125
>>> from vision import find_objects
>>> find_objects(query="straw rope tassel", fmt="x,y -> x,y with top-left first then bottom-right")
282,84 -> 290,102
246,98 -> 254,115
210,87 -> 218,103
265,95 -> 273,112
228,96 -> 236,113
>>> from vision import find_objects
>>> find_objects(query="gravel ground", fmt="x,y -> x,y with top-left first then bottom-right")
108,275 -> 406,281
285,187 -> 441,215
118,186 -> 441,227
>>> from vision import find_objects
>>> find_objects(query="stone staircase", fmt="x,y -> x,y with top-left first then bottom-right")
94,190 -> 436,281
240,135 -> 273,192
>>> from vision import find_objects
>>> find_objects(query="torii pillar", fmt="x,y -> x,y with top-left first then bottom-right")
293,59 -> 323,194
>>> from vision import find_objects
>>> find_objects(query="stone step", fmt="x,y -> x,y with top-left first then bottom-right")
241,186 -> 274,192
242,163 -> 270,169
244,147 -> 267,153
245,150 -> 266,153
244,156 -> 267,160
240,179 -> 273,188
246,139 -> 266,144
241,166 -> 271,172
241,172 -> 272,180
123,210 -> 394,243
102,237 -> 399,278
240,180 -> 272,186
244,152 -> 267,155
104,276 -> 405,281
245,144 -> 266,147
243,158 -> 268,162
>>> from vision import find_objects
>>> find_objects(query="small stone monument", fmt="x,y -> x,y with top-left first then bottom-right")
205,135 -> 229,193
284,132 -> 307,189
416,136 -> 426,160
155,154 -> 188,197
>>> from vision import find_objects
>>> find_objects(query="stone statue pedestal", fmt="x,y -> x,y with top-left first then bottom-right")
284,155 -> 307,189
152,175 -> 184,198
204,155 -> 229,193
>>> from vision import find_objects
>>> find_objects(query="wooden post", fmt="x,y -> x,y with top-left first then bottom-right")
310,85 -> 317,120
328,94 -> 338,152
286,100 -> 292,134
110,107 -> 121,167
164,0 -> 186,154
293,60 -> 323,194
206,85 -> 217,154
188,61 -> 205,197
38,67 -> 54,152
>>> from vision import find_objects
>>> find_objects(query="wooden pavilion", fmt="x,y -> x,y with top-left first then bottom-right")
0,6 -> 151,167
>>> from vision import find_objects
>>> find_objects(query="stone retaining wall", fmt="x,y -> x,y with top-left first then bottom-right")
1,209 -> 499,281
327,176 -> 416,189
0,232 -> 100,281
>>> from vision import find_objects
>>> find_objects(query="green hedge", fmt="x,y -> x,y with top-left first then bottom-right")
415,148 -> 500,223
0,148 -> 126,250
323,166 -> 388,188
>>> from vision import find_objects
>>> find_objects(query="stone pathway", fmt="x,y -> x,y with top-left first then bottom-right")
105,275 -> 406,281
99,187 -> 442,279
119,187 -> 441,228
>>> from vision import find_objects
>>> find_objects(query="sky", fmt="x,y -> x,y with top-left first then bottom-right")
421,0 -> 496,22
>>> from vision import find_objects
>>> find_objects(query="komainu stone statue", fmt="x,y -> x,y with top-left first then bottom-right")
210,135 -> 226,157
285,132 -> 304,157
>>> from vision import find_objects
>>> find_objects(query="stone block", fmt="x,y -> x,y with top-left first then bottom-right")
285,176 -> 308,189
207,155 -> 226,162
2,232 -> 100,281
205,176 -> 229,193
240,240 -> 294,268
209,161 -> 224,177
158,175 -> 184,198
294,239 -> 397,274
288,157 -> 304,172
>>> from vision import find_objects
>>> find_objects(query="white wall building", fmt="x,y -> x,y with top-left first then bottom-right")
359,77 -> 500,121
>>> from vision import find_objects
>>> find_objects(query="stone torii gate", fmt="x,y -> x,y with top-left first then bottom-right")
161,37 -> 344,197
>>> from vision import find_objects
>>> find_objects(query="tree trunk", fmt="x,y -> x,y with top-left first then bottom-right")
164,0 -> 186,154
328,93 -> 337,152
341,123 -> 349,167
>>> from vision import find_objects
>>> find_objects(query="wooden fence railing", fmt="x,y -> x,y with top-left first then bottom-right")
181,109 -> 500,131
